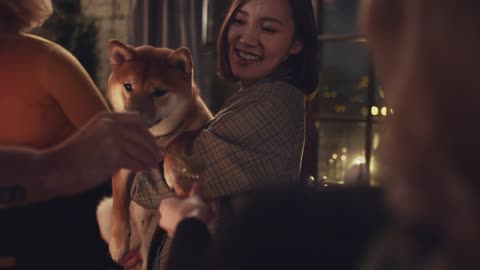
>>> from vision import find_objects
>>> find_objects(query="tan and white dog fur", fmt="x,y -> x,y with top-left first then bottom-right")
97,198 -> 158,270
96,40 -> 212,270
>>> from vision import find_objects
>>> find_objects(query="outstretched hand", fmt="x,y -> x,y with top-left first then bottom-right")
158,182 -> 215,237
51,111 -> 164,182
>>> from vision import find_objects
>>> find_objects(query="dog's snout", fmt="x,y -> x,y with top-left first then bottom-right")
125,94 -> 159,127
128,108 -> 157,127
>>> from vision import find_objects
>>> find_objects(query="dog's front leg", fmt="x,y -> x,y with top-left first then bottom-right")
110,168 -> 131,262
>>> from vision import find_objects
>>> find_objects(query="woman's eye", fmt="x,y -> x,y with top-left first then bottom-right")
123,83 -> 133,92
232,17 -> 246,25
262,27 -> 278,33
153,88 -> 168,97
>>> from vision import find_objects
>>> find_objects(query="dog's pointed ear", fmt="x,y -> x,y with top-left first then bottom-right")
109,40 -> 134,68
169,48 -> 193,76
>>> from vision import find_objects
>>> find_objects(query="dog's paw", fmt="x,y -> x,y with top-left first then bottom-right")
96,197 -> 113,243
109,230 -> 130,263
110,214 -> 131,263
97,197 -> 131,262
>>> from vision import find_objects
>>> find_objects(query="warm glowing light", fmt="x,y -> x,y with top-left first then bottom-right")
358,76 -> 369,89
371,106 -> 379,116
342,147 -> 347,153
370,157 -> 377,176
390,108 -> 394,115
340,155 -> 347,161
332,153 -> 338,159
381,107 -> 387,116
378,87 -> 385,98
373,133 -> 380,150
329,159 -> 334,164
322,176 -> 328,180
353,156 -> 366,166
309,176 -> 315,182
335,105 -> 346,113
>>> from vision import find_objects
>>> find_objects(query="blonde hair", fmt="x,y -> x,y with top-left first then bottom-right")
360,1 -> 480,267
0,0 -> 53,31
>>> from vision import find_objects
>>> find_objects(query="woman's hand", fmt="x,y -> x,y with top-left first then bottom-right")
119,248 -> 142,270
158,183 -> 215,237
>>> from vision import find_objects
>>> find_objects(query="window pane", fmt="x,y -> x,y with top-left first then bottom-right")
317,121 -> 367,185
370,122 -> 386,186
323,0 -> 360,34
318,42 -> 370,120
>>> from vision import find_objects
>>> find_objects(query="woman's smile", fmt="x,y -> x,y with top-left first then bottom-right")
236,49 -> 262,61
227,0 -> 303,87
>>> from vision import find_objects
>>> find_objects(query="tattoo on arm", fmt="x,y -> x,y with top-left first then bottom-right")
0,186 -> 26,204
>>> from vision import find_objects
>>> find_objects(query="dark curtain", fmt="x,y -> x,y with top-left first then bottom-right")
128,0 -> 215,103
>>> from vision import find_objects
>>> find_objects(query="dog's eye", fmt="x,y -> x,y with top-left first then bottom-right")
153,88 -> 168,97
123,83 -> 133,92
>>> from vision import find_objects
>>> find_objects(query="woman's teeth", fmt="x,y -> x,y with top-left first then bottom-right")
238,50 -> 260,61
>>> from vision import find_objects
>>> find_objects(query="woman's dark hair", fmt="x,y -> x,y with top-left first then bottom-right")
216,0 -> 319,95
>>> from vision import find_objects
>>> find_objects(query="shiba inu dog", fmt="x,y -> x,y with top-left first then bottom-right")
97,40 -> 212,269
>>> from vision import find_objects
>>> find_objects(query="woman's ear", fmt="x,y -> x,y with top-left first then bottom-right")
289,40 -> 304,55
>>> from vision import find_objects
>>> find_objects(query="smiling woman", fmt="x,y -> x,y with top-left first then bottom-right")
131,0 -> 319,206
124,0 -> 320,269
225,0 -> 303,88
217,0 -> 319,94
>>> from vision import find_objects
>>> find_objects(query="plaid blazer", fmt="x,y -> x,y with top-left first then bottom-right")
131,80 -> 306,209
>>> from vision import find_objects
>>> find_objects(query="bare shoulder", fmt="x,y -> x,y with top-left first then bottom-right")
13,33 -> 83,72
8,33 -> 59,54
0,33 -> 76,68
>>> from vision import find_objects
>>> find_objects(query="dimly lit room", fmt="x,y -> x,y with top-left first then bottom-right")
1,0 -> 480,269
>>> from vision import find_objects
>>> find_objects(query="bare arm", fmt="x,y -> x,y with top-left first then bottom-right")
0,145 -> 47,206
43,41 -> 110,127
0,112 -> 163,208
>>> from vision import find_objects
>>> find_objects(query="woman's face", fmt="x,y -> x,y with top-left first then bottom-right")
227,0 -> 303,87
